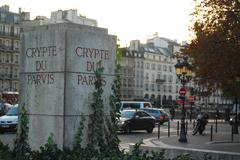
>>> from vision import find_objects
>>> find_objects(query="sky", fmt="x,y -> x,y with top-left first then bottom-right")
1,0 -> 195,47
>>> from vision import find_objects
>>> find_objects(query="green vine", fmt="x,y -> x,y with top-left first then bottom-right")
106,44 -> 122,153
13,104 -> 31,160
87,60 -> 106,153
74,113 -> 85,149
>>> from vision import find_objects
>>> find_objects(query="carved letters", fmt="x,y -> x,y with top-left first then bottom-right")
25,46 -> 111,86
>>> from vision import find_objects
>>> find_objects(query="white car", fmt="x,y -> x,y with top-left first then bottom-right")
0,104 -> 18,133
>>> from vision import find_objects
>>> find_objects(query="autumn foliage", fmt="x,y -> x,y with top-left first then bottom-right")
184,0 -> 240,98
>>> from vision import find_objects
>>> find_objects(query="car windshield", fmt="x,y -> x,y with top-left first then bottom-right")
122,103 -> 140,109
6,107 -> 18,116
121,111 -> 135,118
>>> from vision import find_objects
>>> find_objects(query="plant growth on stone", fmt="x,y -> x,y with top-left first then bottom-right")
87,60 -> 107,153
106,43 -> 122,154
13,104 -> 31,160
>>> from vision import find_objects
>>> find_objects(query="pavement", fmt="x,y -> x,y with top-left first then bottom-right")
139,120 -> 240,159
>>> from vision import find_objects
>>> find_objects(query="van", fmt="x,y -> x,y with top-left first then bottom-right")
120,101 -> 153,110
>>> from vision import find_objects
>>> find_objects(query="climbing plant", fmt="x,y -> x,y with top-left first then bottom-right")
13,104 -> 31,160
87,60 -> 106,153
106,44 -> 122,153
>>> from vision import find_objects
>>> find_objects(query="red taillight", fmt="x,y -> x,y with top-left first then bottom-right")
160,115 -> 164,120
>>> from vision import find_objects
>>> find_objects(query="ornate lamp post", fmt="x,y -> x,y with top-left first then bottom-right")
175,58 -> 192,142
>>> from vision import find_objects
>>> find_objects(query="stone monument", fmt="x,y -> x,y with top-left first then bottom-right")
20,23 -> 116,150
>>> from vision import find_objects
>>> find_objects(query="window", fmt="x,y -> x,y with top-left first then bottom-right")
169,86 -> 172,93
146,73 -> 149,80
146,63 -> 150,69
151,84 -> 155,91
163,74 -> 166,81
5,67 -> 8,74
6,54 -> 10,62
163,65 -> 167,71
157,84 -> 161,91
1,13 -> 6,22
151,63 -> 156,70
14,68 -> 18,77
137,111 -> 150,117
145,84 -> 149,91
152,74 -> 155,81
0,25 -> 3,32
158,64 -> 161,71
163,85 -> 166,92
169,66 -> 172,72
128,79 -> 131,87
169,75 -> 172,83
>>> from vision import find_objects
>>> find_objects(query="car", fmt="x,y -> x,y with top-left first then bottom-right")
229,113 -> 240,126
140,108 -> 170,124
0,104 -> 18,133
120,101 -> 153,110
118,109 -> 156,133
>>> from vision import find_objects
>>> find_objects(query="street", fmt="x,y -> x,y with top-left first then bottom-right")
0,120 -> 233,151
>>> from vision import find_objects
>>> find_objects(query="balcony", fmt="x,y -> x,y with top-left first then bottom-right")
155,78 -> 165,84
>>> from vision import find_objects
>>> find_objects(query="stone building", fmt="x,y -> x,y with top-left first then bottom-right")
0,5 -> 21,92
22,9 -> 97,27
120,38 -> 181,108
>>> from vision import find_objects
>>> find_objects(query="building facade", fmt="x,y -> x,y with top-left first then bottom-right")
120,38 -> 182,108
0,5 -> 21,92
22,9 -> 97,27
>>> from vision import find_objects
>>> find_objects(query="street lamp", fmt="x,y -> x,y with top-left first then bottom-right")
233,75 -> 240,134
175,58 -> 192,143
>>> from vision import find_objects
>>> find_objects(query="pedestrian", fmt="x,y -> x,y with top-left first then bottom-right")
170,107 -> 175,120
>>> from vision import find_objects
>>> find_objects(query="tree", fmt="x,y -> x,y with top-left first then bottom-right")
184,0 -> 240,98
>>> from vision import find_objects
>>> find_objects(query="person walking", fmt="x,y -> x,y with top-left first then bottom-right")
170,107 -> 175,121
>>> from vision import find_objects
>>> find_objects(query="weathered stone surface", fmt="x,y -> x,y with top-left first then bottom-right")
20,23 -> 116,150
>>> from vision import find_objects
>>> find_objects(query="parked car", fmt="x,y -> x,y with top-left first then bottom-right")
229,113 -> 240,126
120,101 -> 152,110
0,104 -> 18,133
118,109 -> 156,133
141,108 -> 170,124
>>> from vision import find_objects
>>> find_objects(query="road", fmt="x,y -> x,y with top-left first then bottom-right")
118,120 -> 231,151
118,121 -> 179,151
0,119 -> 230,151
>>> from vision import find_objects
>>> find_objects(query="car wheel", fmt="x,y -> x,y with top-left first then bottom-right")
147,126 -> 154,133
125,125 -> 131,134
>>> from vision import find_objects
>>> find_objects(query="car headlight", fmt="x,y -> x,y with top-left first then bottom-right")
120,121 -> 125,125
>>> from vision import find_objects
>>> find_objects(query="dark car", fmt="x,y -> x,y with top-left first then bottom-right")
141,108 -> 169,124
229,113 -> 240,126
118,109 -> 156,133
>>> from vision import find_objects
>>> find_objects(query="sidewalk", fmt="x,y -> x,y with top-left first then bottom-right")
136,122 -> 240,160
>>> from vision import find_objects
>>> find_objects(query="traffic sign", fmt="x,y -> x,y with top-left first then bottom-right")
179,87 -> 186,96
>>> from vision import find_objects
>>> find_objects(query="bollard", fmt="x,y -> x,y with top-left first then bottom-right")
158,122 -> 160,139
215,118 -> 218,133
168,121 -> 170,137
231,124 -> 234,142
185,121 -> 188,135
210,125 -> 213,141
177,121 -> 179,136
